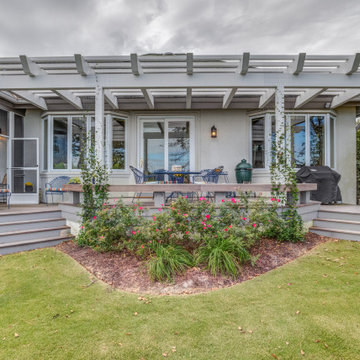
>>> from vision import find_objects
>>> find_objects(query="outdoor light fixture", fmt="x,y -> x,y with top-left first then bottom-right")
211,125 -> 217,138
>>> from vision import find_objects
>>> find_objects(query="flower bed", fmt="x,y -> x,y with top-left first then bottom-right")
76,195 -> 305,282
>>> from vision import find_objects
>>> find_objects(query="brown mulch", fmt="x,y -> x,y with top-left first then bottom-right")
57,233 -> 333,295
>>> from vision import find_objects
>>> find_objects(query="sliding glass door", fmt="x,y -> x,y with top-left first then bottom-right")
139,117 -> 194,174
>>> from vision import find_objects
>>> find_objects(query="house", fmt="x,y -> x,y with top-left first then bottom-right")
0,53 -> 358,205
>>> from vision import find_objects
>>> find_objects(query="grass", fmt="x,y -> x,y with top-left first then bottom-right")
0,240 -> 360,359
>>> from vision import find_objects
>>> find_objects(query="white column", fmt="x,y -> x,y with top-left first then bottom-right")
95,84 -> 104,165
275,85 -> 285,137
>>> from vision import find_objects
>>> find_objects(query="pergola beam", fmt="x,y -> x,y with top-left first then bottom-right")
238,52 -> 250,75
258,89 -> 275,108
287,53 -> 306,75
104,90 -> 119,109
331,89 -> 360,108
187,53 -> 193,75
186,88 -> 192,109
19,55 -> 44,77
222,88 -> 237,108
12,90 -> 47,110
294,88 -> 326,108
3,73 -> 360,90
74,54 -> 93,76
336,53 -> 360,75
141,88 -> 154,109
130,53 -> 143,75
52,90 -> 83,109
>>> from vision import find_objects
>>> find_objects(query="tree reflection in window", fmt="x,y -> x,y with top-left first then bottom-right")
291,116 -> 306,167
310,116 -> 325,166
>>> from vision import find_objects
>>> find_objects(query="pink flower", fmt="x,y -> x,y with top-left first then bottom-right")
228,225 -> 231,229
271,198 -> 275,202
252,223 -> 257,228
100,236 -> 104,239
161,204 -> 164,206
158,208 -> 161,211
221,199 -> 225,203
141,245 -> 144,249
156,229 -> 159,232
149,240 -> 152,244
183,213 -> 188,217
153,216 -> 156,221
80,226 -> 84,229
168,228 -> 171,232
186,231 -> 189,235
139,206 -> 143,210
224,228 -> 228,232
185,195 -> 188,199
203,227 -> 206,230
277,199 -> 281,203
208,224 -> 211,228
242,217 -> 246,221
137,230 -> 140,233
158,240 -> 161,243
93,216 -> 97,220
205,214 -> 210,220
132,231 -> 136,235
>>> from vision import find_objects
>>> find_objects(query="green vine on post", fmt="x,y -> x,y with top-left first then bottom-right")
270,122 -> 305,242
80,129 -> 110,223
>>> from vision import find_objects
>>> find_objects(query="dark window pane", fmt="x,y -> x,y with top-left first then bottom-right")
291,116 -> 306,167
143,121 -> 164,174
112,118 -> 125,169
72,117 -> 86,169
309,116 -> 325,166
43,119 -> 48,170
168,121 -> 190,171
329,117 -> 335,168
0,109 -> 8,136
252,117 -> 265,168
14,115 -> 24,137
53,118 -> 68,169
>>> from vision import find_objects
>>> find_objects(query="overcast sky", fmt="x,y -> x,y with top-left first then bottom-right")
0,0 -> 359,56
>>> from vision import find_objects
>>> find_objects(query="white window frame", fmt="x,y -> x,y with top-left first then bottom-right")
137,115 -> 196,172
42,113 -> 128,173
249,112 -> 337,170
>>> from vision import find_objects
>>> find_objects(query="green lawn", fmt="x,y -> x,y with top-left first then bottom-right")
0,241 -> 360,360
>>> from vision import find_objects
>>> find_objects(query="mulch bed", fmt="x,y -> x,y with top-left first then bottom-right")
58,233 -> 333,295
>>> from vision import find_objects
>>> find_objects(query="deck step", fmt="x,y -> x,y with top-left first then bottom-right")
309,226 -> 360,241
0,209 -> 62,223
0,226 -> 70,244
317,210 -> 360,222
0,236 -> 73,255
313,218 -> 360,233
0,218 -> 66,233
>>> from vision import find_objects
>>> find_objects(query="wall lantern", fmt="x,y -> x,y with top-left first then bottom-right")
211,125 -> 217,138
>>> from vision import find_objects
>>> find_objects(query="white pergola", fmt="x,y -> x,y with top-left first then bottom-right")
1,52 -> 360,162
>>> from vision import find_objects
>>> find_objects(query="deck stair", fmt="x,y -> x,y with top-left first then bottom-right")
0,208 -> 72,255
310,207 -> 360,241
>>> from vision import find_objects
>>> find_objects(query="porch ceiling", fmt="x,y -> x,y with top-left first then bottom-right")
1,53 -> 360,112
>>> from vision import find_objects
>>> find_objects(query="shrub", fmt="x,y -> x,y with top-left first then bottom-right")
147,244 -> 194,282
76,199 -> 143,251
196,232 -> 250,277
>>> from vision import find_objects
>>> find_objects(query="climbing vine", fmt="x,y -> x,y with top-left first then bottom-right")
80,132 -> 110,222
269,122 -> 305,242
357,127 -> 360,204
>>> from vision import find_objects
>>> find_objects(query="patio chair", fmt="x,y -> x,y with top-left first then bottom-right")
129,166 -> 159,203
45,176 -> 71,205
0,174 -> 11,208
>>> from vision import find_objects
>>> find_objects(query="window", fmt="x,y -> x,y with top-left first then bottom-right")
53,117 -> 68,169
309,115 -> 325,166
250,113 -> 336,170
45,114 -> 127,171
0,109 -> 8,136
112,118 -> 125,169
43,118 -> 48,170
168,121 -> 190,171
72,117 -> 86,169
290,115 -> 306,167
251,117 -> 265,168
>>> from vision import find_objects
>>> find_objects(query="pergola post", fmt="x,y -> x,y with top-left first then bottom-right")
95,84 -> 105,165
